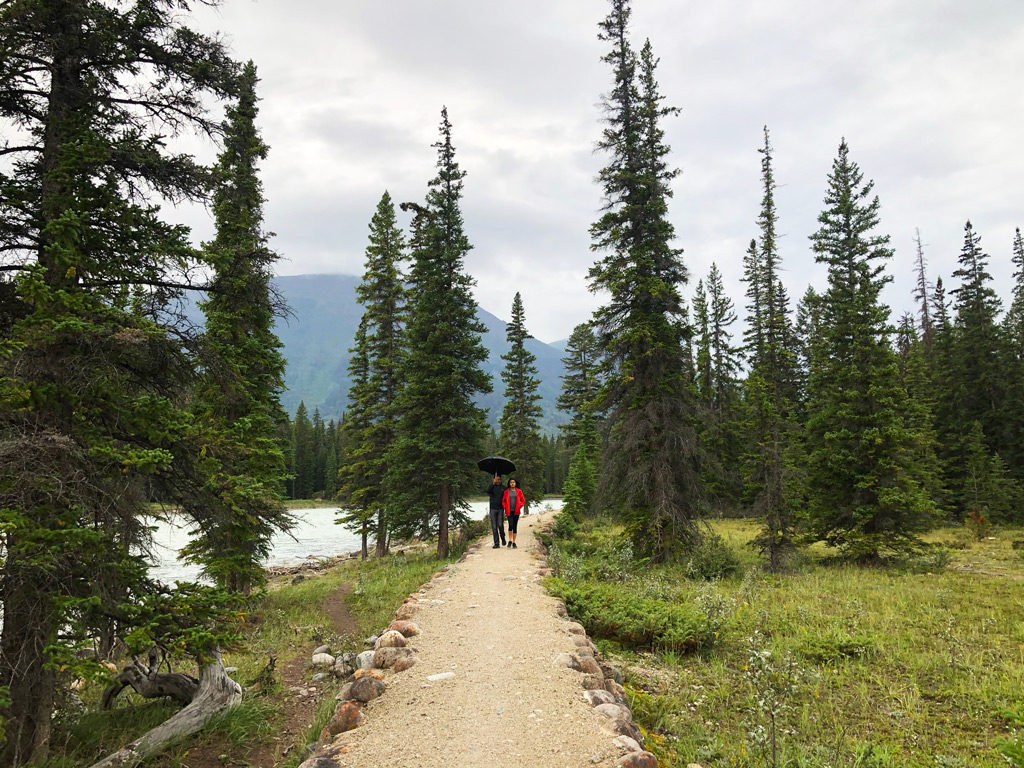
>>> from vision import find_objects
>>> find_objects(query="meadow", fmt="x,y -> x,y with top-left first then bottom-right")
543,517 -> 1024,768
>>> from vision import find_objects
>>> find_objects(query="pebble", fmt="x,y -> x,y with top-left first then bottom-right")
349,676 -> 386,703
566,621 -> 587,635
393,656 -> 418,673
554,652 -> 581,671
595,702 -> 633,722
355,650 -> 375,669
584,689 -> 616,707
327,701 -> 363,735
363,635 -> 378,647
374,630 -> 407,649
311,653 -> 335,667
387,620 -> 421,637
311,672 -> 327,683
614,735 -> 643,754
617,751 -> 658,768
313,644 -> 332,656
373,646 -> 413,669
352,668 -> 385,681
426,672 -> 455,681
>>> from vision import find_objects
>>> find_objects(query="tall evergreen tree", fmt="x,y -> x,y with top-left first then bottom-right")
0,2 -> 239,762
386,108 -> 490,558
742,127 -> 798,570
556,321 -> 603,447
498,292 -> 544,508
1002,228 -> 1024,475
337,318 -> 375,558
912,228 -> 934,346
804,140 -> 935,559
291,402 -> 314,500
180,62 -> 292,595
948,221 -> 1005,450
337,192 -> 406,556
588,5 -> 702,559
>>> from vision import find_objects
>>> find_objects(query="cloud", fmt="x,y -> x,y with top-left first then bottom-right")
180,0 -> 1024,341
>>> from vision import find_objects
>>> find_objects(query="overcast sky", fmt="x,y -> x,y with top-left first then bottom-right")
184,0 -> 1024,343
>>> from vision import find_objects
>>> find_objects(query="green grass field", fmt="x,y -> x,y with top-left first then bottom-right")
545,517 -> 1024,768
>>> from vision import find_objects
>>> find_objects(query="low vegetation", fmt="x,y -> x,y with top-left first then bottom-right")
544,514 -> 1024,768
43,532 -> 482,768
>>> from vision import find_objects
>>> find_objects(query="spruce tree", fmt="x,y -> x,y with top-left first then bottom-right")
589,5 -> 701,558
556,321 -> 603,447
948,221 -> 1005,449
337,192 -> 406,556
805,140 -> 935,559
180,62 -> 292,595
0,2 -> 239,762
337,318 -> 375,558
741,128 -> 799,570
912,228 -> 934,346
386,108 -> 490,558
292,402 -> 314,500
498,292 -> 545,508
701,263 -> 744,510
1002,228 -> 1024,475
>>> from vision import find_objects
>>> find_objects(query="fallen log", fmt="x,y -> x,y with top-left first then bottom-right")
88,654 -> 241,768
101,649 -> 198,709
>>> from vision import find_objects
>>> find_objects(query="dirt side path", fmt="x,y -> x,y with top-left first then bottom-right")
331,514 -> 618,768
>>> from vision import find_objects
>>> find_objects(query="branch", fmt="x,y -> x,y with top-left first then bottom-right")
0,145 -> 41,157
77,278 -> 224,294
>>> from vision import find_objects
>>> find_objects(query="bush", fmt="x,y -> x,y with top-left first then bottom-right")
684,533 -> 741,580
552,510 -> 579,540
796,629 -> 878,663
548,578 -> 719,652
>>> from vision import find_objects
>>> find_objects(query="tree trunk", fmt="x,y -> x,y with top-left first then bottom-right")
375,509 -> 388,557
0,557 -> 57,768
360,529 -> 368,559
437,484 -> 449,558
101,649 -> 199,710
88,655 -> 241,768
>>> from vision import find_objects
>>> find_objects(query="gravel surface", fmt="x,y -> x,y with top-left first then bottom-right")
330,514 -> 618,767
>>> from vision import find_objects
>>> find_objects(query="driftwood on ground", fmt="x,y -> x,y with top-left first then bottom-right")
89,654 -> 241,768
101,648 -> 199,709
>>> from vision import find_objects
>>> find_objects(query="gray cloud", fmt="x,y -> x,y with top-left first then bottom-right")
183,0 -> 1024,342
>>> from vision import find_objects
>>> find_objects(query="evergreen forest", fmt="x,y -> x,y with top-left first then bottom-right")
0,1 -> 1021,767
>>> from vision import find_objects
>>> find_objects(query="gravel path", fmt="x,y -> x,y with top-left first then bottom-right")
330,513 -> 620,768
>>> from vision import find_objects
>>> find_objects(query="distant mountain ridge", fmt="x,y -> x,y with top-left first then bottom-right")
268,274 -> 568,432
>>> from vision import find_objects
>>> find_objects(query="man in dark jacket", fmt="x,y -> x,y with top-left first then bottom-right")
485,475 -> 506,548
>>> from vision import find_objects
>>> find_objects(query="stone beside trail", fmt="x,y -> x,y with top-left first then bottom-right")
309,514 -> 648,768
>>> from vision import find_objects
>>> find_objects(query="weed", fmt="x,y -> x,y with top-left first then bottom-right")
685,532 -> 742,580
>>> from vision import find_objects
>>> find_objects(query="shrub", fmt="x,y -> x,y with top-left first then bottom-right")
796,629 -> 878,664
552,510 -> 579,540
684,533 -> 741,580
548,579 -> 719,652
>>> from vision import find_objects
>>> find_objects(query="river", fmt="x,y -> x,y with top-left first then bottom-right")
147,500 -> 509,584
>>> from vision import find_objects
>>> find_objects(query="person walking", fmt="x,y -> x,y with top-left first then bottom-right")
503,477 -> 525,548
485,475 -> 506,548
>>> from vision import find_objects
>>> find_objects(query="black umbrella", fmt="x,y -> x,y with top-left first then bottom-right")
477,456 -> 515,476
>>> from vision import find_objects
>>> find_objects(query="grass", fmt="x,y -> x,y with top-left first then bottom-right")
43,522 -> 486,768
545,515 -> 1024,768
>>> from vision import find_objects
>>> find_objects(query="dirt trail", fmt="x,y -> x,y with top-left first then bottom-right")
329,514 -> 620,768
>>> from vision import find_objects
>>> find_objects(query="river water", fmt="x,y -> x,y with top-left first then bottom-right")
147,500 -> 500,584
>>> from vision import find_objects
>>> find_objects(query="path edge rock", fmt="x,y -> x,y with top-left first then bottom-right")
294,546 -> 479,768
536,514 -> 659,768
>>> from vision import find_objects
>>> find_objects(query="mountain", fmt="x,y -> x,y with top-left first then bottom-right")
265,274 -> 568,431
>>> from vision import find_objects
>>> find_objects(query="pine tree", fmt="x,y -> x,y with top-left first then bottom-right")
337,192 -> 406,556
0,2 -> 239,762
385,109 -> 490,558
337,318 -> 375,558
804,140 -> 935,559
912,228 -> 934,346
589,5 -> 701,558
179,62 -> 292,596
742,127 -> 798,570
556,322 -> 603,447
949,221 -> 1005,449
1002,228 -> 1024,475
695,264 -> 744,510
292,402 -> 314,500
498,293 -> 545,508
561,414 -> 599,519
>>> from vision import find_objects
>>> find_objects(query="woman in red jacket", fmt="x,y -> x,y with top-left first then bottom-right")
502,478 -> 525,548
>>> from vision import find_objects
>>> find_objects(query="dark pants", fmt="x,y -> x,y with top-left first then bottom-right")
489,506 -> 506,545
508,513 -> 520,535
